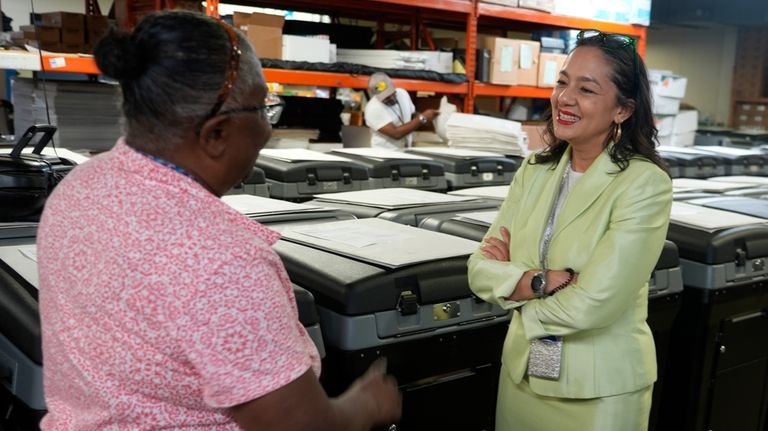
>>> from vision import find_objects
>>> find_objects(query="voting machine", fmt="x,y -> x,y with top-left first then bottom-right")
274,218 -> 510,430
659,146 -> 726,178
693,146 -> 768,176
331,148 -> 448,191
255,149 -> 369,201
307,188 -> 501,227
660,203 -> 768,431
227,167 -> 270,197
404,147 -> 518,190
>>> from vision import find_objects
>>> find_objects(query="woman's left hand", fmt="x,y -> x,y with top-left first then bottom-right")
480,226 -> 511,262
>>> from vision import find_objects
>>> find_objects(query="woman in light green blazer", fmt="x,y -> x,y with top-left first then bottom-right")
469,31 -> 673,431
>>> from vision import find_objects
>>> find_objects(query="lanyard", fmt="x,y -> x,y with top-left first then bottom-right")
539,159 -> 572,271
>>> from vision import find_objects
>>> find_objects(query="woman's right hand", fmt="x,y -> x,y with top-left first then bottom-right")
344,358 -> 402,426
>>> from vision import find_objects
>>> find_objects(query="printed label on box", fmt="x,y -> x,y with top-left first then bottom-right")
501,46 -> 514,72
543,60 -> 558,85
48,57 -> 67,68
520,44 -> 533,69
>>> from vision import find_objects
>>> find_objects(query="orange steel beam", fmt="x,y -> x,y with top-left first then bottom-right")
264,69 -> 469,94
477,4 -> 646,38
206,0 -> 219,17
40,55 -> 101,74
463,2 -> 478,113
474,83 -> 552,99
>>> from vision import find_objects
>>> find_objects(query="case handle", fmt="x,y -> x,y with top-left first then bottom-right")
10,124 -> 58,157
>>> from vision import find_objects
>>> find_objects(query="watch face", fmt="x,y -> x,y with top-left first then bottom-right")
531,274 -> 543,290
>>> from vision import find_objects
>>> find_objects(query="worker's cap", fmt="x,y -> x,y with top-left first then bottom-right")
368,72 -> 396,101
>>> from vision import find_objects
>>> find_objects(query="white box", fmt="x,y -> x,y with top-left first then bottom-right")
282,35 -> 331,63
518,0 -> 555,13
653,93 -> 681,115
670,131 -> 696,147
649,69 -> 688,99
673,110 -> 699,134
655,115 -> 674,137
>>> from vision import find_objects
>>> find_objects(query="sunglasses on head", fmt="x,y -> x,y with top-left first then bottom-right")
576,29 -> 635,49
197,19 -> 286,130
577,29 -> 640,96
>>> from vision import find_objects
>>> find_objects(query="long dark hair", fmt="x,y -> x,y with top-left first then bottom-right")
534,34 -> 669,176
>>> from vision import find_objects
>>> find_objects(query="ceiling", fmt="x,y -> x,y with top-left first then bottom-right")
651,0 -> 768,27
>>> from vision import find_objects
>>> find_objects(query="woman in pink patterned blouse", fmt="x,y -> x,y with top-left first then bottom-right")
36,10 -> 400,431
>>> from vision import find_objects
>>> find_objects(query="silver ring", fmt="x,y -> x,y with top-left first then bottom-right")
388,425 -> 397,431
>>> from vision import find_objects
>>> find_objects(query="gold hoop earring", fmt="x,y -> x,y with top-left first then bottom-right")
613,122 -> 622,144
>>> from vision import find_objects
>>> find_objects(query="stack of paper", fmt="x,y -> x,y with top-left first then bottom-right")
221,194 -> 329,218
672,178 -> 752,193
332,147 -> 432,161
452,210 -> 499,227
12,78 -> 121,151
671,202 -> 767,232
312,187 -> 478,209
708,176 -> 768,186
280,218 -> 479,268
448,185 -> 510,200
445,113 -> 526,156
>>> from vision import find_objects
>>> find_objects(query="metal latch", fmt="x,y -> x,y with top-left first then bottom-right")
342,172 -> 351,184
421,167 -> 430,180
470,165 -> 479,177
306,173 -> 317,186
390,169 -> 400,181
496,163 -> 504,176
735,248 -> 747,267
397,290 -> 418,316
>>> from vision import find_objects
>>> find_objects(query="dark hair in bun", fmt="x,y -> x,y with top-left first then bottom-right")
94,11 -> 263,153
94,29 -> 144,81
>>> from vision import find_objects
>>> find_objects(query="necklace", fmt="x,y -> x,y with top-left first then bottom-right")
387,101 -> 405,125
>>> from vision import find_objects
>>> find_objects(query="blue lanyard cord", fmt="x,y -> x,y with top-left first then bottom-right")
138,150 -> 203,186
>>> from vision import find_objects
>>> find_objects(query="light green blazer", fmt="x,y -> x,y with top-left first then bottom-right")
468,145 -> 672,399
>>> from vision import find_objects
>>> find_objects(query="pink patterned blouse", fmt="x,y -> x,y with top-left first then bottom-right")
37,138 -> 320,430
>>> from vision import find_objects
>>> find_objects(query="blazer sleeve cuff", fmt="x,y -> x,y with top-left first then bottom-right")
468,257 -> 528,309
521,301 -> 549,340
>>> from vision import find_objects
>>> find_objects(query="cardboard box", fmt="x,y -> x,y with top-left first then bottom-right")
649,69 -> 688,99
480,0 -> 519,6
21,25 -> 60,43
513,39 -> 541,86
672,110 -> 699,134
61,27 -> 85,44
479,36 -> 517,85
670,131 -> 696,147
655,115 -> 674,137
41,12 -> 84,30
236,12 -> 284,60
282,35 -> 331,63
537,52 -> 566,87
652,93 -> 681,115
86,15 -> 110,44
522,123 -> 548,151
518,0 -> 555,13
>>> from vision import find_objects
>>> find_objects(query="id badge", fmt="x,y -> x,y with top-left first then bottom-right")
527,336 -> 563,380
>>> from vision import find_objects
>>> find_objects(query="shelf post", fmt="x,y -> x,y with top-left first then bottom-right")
464,0 -> 478,113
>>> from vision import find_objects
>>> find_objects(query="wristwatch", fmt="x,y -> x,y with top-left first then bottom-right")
418,113 -> 428,125
531,271 -> 547,298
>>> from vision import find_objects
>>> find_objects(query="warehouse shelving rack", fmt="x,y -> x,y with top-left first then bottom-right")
4,0 -> 647,113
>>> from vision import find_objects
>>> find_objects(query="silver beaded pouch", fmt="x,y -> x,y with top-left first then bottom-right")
527,336 -> 563,380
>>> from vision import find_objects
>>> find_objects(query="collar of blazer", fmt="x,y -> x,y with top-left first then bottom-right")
537,143 -> 620,240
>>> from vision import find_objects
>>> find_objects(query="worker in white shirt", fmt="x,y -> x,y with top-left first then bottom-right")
364,72 -> 439,150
